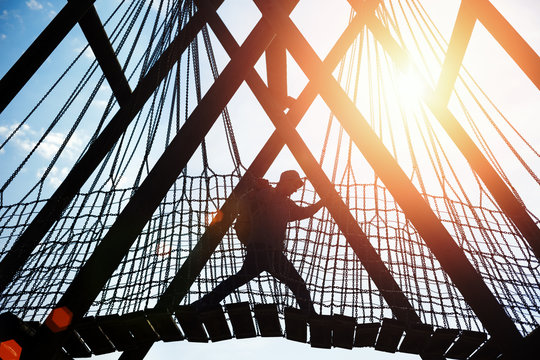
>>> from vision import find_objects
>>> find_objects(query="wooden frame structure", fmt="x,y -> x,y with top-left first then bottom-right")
0,0 -> 538,359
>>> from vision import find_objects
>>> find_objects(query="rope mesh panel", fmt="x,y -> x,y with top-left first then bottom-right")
1,176 -> 538,335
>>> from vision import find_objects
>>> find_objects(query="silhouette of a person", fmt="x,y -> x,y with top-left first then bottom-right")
193,170 -> 324,314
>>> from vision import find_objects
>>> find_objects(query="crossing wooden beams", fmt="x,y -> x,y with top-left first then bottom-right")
194,0 -> 421,325
254,0 -> 523,357
117,2 -> 424,359
0,0 -> 96,113
24,2 -> 292,358
363,0 -> 540,260
3,1 -> 536,360
0,4 -> 212,296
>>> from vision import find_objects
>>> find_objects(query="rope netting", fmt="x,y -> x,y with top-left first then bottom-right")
0,175 -> 539,336
0,0 -> 538,342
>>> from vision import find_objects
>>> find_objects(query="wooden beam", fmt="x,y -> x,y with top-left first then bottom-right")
473,0 -> 540,90
266,37 -> 288,109
255,0 -> 523,357
434,0 -> 476,106
76,4 -> 132,106
0,0 -> 96,113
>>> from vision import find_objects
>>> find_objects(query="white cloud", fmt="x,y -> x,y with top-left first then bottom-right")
38,166 -> 70,186
26,0 -> 43,10
13,13 -> 23,24
74,46 -> 95,60
48,10 -> 56,19
0,123 -> 33,138
16,137 -> 36,152
1,34 -> 6,40
1,123 -> 86,160
36,132 -> 64,159
50,167 -> 70,186
0,9 -> 8,19
93,99 -> 109,109
37,131 -> 86,160
99,84 -> 111,93
84,47 -> 95,59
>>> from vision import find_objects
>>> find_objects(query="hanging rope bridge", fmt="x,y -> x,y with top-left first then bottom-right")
0,0 -> 539,359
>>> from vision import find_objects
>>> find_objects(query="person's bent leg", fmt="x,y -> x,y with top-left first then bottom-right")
270,252 -> 316,315
192,250 -> 260,310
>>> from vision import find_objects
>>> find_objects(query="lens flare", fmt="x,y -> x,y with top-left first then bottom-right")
396,65 -> 429,108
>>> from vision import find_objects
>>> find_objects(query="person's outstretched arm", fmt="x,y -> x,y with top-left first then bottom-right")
289,199 -> 324,221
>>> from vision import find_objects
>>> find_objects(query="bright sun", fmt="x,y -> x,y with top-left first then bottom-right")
395,64 -> 429,107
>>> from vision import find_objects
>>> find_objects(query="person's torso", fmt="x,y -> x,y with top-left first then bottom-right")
244,188 -> 294,249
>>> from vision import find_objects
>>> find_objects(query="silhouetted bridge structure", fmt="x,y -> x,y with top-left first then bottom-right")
0,0 -> 539,359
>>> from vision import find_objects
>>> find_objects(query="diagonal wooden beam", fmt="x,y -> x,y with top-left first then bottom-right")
0,0 -> 96,113
0,4 -> 216,298
472,0 -> 540,91
434,0 -> 476,106
266,37 -> 288,109
23,5 -> 292,360
75,3 -> 132,106
255,0 -> 523,357
364,5 -> 540,261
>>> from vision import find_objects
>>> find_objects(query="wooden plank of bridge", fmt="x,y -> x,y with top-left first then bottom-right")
374,318 -> 405,353
332,315 -> 356,350
354,323 -> 380,348
174,306 -> 208,343
445,330 -> 487,360
73,317 -> 115,356
468,337 -> 501,360
309,315 -> 333,349
198,306 -> 232,342
121,311 -> 160,344
62,330 -> 91,358
253,304 -> 282,337
225,302 -> 257,339
96,315 -> 137,352
284,307 -> 307,343
421,328 -> 460,358
398,323 -> 433,355
145,310 -> 184,342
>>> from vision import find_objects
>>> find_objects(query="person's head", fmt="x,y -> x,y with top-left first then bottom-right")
276,170 -> 304,196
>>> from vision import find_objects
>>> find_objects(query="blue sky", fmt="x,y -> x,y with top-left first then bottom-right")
1,0 -> 539,359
